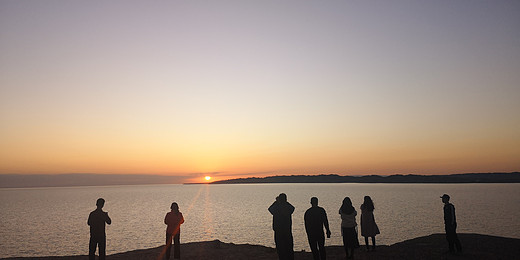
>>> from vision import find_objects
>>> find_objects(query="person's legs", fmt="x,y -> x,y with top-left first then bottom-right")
165,233 -> 172,260
173,233 -> 181,259
364,236 -> 369,250
317,235 -> 326,260
98,237 -> 106,260
371,236 -> 376,250
342,227 -> 354,258
286,232 -> 294,260
446,227 -> 456,253
276,231 -> 294,260
446,224 -> 462,253
348,228 -> 356,259
89,236 -> 97,260
453,231 -> 462,253
274,232 -> 284,260
307,235 -> 319,260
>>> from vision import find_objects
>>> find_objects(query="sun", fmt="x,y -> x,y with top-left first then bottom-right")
204,176 -> 211,181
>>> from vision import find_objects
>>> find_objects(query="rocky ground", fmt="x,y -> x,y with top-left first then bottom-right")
4,233 -> 520,260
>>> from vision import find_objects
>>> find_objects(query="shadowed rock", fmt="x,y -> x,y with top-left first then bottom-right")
3,233 -> 519,260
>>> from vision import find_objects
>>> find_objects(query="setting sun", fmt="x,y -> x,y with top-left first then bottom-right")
204,176 -> 211,181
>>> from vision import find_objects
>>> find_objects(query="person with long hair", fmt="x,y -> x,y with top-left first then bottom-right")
164,202 -> 184,259
360,196 -> 380,251
339,197 -> 358,259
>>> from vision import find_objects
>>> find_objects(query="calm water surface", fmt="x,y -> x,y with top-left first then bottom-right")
1,183 -> 519,258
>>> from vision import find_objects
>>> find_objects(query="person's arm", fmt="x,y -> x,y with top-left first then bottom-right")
323,209 -> 331,238
304,210 -> 310,233
268,202 -> 276,215
180,213 -> 185,225
288,203 -> 295,214
165,213 -> 169,225
87,212 -> 91,226
105,211 -> 111,225
449,205 -> 456,226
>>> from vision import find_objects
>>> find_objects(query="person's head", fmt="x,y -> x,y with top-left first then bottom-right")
342,197 -> 352,207
340,197 -> 354,214
171,202 -> 179,212
278,193 -> 287,202
310,197 -> 318,206
441,194 -> 450,203
363,196 -> 375,211
96,198 -> 105,209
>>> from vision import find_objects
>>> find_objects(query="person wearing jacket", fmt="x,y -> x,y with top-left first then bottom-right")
339,197 -> 358,259
164,202 -> 184,259
269,193 -> 295,260
441,194 -> 462,254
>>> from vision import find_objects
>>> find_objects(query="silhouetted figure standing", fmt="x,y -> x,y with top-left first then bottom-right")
339,197 -> 358,259
88,198 -> 111,260
441,194 -> 462,254
268,193 -> 295,260
360,196 -> 379,251
304,197 -> 331,260
164,202 -> 184,259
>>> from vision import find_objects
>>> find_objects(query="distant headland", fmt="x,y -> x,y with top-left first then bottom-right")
208,172 -> 520,184
1,172 -> 518,188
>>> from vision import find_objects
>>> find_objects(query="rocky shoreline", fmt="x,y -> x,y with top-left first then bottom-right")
4,233 -> 520,260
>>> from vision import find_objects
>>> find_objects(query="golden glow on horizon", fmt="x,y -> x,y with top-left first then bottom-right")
0,119 -> 519,177
205,176 -> 211,181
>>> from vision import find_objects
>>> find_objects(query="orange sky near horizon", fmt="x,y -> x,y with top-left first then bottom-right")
1,1 -> 519,182
1,120 -> 518,181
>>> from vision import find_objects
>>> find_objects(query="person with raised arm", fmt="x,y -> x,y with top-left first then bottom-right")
88,198 -> 111,260
268,193 -> 295,260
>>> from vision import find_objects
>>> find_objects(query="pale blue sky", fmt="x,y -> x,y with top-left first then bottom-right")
1,1 -> 519,178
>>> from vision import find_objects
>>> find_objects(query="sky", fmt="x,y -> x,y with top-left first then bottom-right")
1,1 -> 519,183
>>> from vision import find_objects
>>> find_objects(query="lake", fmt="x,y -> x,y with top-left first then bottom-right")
1,183 -> 519,258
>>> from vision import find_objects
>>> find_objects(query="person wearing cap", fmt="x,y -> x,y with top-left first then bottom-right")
87,198 -> 111,260
441,194 -> 462,254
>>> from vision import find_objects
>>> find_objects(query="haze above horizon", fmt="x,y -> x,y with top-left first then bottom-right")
1,1 -> 519,183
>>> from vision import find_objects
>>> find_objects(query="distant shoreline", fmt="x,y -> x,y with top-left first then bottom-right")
1,172 -> 518,188
3,233 -> 520,259
207,172 -> 520,184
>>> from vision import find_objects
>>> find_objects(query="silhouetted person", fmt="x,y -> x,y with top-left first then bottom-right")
164,202 -> 184,259
441,194 -> 462,254
360,196 -> 380,251
268,193 -> 295,260
339,197 -> 358,259
304,197 -> 331,260
88,198 -> 111,260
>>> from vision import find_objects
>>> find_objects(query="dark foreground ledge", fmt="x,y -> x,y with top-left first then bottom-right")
4,233 -> 520,260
